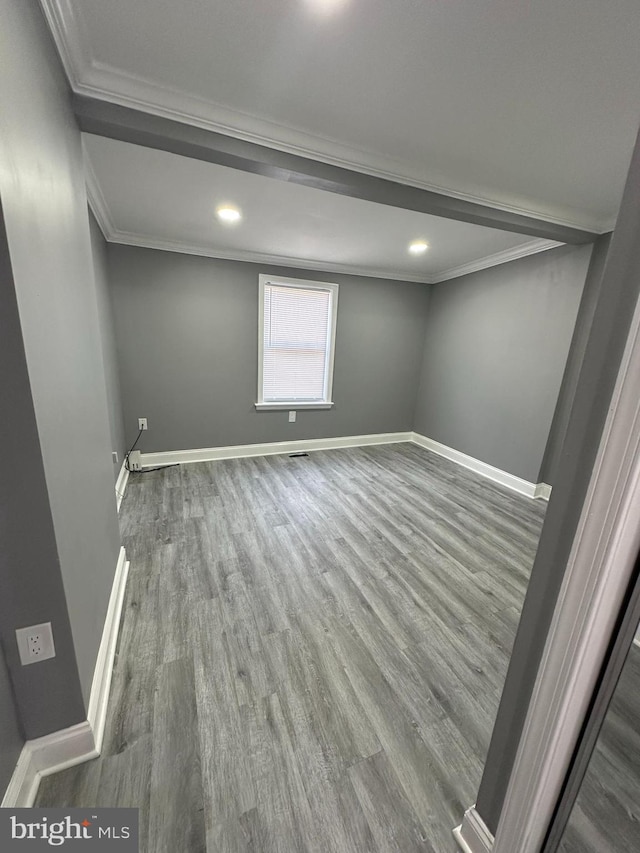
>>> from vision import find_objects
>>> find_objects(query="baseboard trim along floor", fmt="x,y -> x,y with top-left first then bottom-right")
411,433 -> 551,501
137,432 -> 551,502
115,460 -> 129,513
1,723 -> 97,809
454,805 -> 495,853
87,546 -> 130,753
140,431 -> 414,468
1,547 -> 130,808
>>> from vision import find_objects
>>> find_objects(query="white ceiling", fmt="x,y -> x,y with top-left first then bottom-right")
83,133 -> 557,283
43,0 -> 640,233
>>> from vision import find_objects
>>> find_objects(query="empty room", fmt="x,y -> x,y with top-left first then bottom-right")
2,2 -> 640,852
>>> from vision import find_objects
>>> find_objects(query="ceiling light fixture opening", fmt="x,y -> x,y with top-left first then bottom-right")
217,206 -> 242,223
305,0 -> 348,15
409,240 -> 429,255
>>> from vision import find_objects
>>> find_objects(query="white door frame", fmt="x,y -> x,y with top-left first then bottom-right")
490,276 -> 640,852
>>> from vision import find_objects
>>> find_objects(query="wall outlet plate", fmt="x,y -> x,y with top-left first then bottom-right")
288,411 -> 296,423
138,418 -> 148,431
112,451 -> 119,464
16,622 -> 56,665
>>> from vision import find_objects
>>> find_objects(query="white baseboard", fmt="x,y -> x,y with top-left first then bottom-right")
454,805 -> 494,853
411,433 -> 551,501
533,482 -> 552,501
87,546 -> 129,753
2,547 -> 130,807
138,431 -> 552,503
1,722 -> 97,808
140,431 -> 413,467
115,460 -> 129,512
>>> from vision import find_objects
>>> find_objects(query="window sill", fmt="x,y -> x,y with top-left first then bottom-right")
255,402 -> 334,411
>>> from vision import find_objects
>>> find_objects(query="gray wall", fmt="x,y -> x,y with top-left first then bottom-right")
89,211 -> 127,480
108,245 -> 431,452
476,124 -> 640,834
0,198 -> 84,751
0,203 -> 27,787
413,244 -> 592,483
0,0 -> 122,710
0,647 -> 22,797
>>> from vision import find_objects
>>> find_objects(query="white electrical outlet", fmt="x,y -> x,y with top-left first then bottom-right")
138,418 -> 148,431
112,451 -> 119,464
288,411 -> 297,423
16,622 -> 56,665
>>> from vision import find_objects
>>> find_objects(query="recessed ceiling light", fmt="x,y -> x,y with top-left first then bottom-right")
409,241 -> 429,255
217,206 -> 242,223
305,0 -> 347,15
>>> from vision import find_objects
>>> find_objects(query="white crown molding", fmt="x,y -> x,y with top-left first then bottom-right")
97,226 -> 569,286
42,2 -> 610,235
79,63 -> 610,235
431,239 -> 562,283
105,229 -> 440,283
39,0 -> 87,88
83,145 -> 117,239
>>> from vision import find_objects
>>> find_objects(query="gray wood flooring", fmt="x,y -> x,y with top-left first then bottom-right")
559,642 -> 640,853
37,443 -> 545,852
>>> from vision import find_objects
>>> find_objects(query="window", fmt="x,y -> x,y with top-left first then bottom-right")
256,275 -> 338,410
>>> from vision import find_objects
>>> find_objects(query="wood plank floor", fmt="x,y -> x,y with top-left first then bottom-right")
559,642 -> 640,853
37,443 -> 545,852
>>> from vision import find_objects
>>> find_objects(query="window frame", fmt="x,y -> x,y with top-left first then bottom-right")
256,274 -> 339,411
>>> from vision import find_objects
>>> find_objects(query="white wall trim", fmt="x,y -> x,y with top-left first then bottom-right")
257,275 -> 339,408
98,227 -> 439,284
80,76 -> 609,234
84,144 -> 118,241
38,0 -> 86,89
87,547 -> 129,754
115,460 -> 129,513
533,482 -> 552,501
139,432 -> 553,503
454,806 -> 494,853
39,0 -> 608,234
255,401 -> 334,411
2,546 -> 130,807
140,432 -> 413,468
492,258 -> 640,852
1,723 -> 97,808
78,223 -> 568,287
87,59 -> 607,232
411,433 -> 551,500
1,746 -> 32,809
431,240 -> 561,283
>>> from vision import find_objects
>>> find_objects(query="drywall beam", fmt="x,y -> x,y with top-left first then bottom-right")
73,95 -> 596,245
538,233 -> 612,486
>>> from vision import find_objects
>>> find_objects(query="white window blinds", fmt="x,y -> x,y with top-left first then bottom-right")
261,281 -> 336,403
